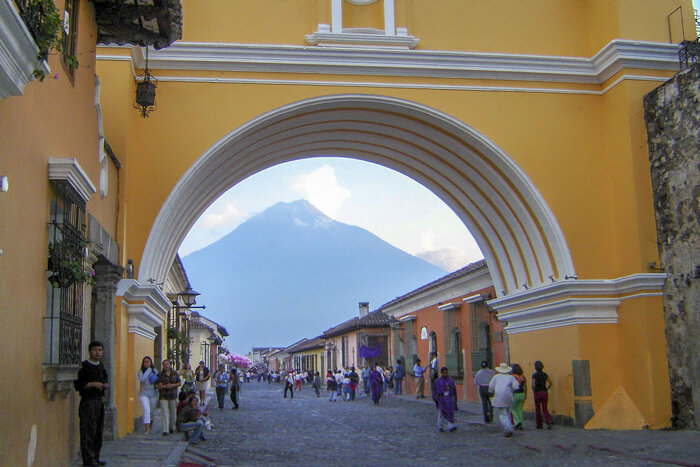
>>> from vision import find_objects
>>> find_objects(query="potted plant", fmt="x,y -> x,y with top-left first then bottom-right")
47,239 -> 93,288
17,0 -> 79,80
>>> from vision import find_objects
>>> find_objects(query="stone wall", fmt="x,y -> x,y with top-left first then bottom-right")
643,63 -> 700,429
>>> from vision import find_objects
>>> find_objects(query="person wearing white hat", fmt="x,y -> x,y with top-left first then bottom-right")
488,363 -> 520,437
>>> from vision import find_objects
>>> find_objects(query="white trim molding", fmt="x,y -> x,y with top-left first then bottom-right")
437,302 -> 461,312
117,279 -> 171,340
48,158 -> 97,203
0,0 -> 49,99
106,39 -> 678,85
489,273 -> 666,333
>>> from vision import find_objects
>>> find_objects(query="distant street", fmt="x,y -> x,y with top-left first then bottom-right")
178,382 -> 700,466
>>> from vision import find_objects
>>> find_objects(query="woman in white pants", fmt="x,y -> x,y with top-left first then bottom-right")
137,356 -> 159,434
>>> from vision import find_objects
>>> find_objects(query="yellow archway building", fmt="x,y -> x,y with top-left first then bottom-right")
97,0 -> 695,431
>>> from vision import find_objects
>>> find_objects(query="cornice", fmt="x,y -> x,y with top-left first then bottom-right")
47,158 -> 97,203
382,267 -> 490,315
102,39 -> 679,85
489,273 -> 666,313
489,273 -> 666,334
305,30 -> 419,49
117,279 -> 171,340
0,0 -> 49,99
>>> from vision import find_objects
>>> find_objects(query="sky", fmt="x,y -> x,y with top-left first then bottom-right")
179,157 -> 484,272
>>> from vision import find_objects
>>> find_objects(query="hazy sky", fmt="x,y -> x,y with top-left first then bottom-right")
179,157 -> 484,272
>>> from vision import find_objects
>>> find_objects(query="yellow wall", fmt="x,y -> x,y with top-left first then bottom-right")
0,0 -> 123,463
92,0 -> 692,430
178,0 -> 696,55
509,296 -> 671,429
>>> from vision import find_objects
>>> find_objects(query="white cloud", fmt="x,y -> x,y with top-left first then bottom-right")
420,228 -> 436,251
417,247 -> 476,272
202,203 -> 248,230
290,165 -> 351,216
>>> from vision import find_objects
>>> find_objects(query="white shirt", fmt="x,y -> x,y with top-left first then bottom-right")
488,373 -> 520,408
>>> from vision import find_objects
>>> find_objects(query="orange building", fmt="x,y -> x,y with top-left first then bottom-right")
383,261 -> 504,403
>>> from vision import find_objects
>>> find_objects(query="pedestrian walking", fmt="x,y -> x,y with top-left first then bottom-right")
327,370 -> 338,402
155,359 -> 181,436
137,356 -> 159,435
511,363 -> 526,430
214,367 -> 229,409
294,371 -> 302,391
284,371 -> 294,398
312,371 -> 322,398
334,369 -> 343,397
180,362 -> 195,394
474,360 -> 495,423
194,361 -> 210,405
433,367 -> 458,432
342,374 -> 352,401
429,352 -> 439,388
384,366 -> 392,394
369,365 -> 383,404
532,360 -> 553,429
488,363 -> 520,437
348,366 -> 359,400
361,363 -> 370,396
393,359 -> 405,395
76,341 -> 109,467
413,358 -> 428,399
229,368 -> 240,409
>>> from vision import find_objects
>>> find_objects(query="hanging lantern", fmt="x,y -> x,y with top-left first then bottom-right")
134,48 -> 158,118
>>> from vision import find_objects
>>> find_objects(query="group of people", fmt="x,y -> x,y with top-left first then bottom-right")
136,357 -> 242,445
475,360 -> 553,437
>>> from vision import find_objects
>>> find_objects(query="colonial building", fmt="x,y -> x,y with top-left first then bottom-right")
0,0 -> 181,464
383,260 -> 504,402
322,303 -> 391,371
288,336 -> 325,374
188,311 -> 228,372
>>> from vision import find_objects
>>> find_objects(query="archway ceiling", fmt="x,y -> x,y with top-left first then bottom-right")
140,95 -> 574,297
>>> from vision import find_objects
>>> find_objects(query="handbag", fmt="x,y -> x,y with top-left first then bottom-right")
148,371 -> 158,384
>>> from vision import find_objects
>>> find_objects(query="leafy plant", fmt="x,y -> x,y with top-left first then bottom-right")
48,239 -> 93,288
18,0 -> 79,80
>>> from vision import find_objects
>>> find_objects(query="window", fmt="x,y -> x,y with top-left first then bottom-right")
341,335 -> 347,367
470,302 -> 491,372
45,182 -> 87,365
61,0 -> 79,78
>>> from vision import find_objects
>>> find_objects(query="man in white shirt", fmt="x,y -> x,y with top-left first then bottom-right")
488,363 -> 520,437
413,358 -> 428,399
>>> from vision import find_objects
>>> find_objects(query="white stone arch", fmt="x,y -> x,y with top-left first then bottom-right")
139,94 -> 575,297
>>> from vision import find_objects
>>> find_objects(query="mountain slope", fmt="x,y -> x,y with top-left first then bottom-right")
181,200 -> 447,354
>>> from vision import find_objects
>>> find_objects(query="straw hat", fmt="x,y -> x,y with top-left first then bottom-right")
495,363 -> 512,374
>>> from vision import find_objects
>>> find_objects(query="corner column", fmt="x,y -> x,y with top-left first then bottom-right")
91,254 -> 124,440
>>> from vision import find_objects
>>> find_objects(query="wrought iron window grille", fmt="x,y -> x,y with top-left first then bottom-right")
45,181 -> 88,366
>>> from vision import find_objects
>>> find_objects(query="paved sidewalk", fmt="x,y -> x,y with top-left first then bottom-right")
70,392 -> 214,467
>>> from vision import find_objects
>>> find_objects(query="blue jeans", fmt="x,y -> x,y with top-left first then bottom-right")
363,377 -> 369,394
179,419 -> 204,443
394,378 -> 403,395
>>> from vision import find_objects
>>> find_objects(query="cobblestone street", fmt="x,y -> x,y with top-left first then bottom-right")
177,382 -> 700,466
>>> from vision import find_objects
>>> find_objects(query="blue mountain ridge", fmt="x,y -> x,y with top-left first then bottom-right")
181,200 -> 447,354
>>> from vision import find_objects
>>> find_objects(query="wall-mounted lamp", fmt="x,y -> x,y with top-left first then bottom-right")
0,176 -> 8,192
172,287 -> 206,311
134,48 -> 158,118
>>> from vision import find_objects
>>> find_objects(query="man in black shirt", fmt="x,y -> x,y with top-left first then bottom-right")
76,341 -> 109,467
